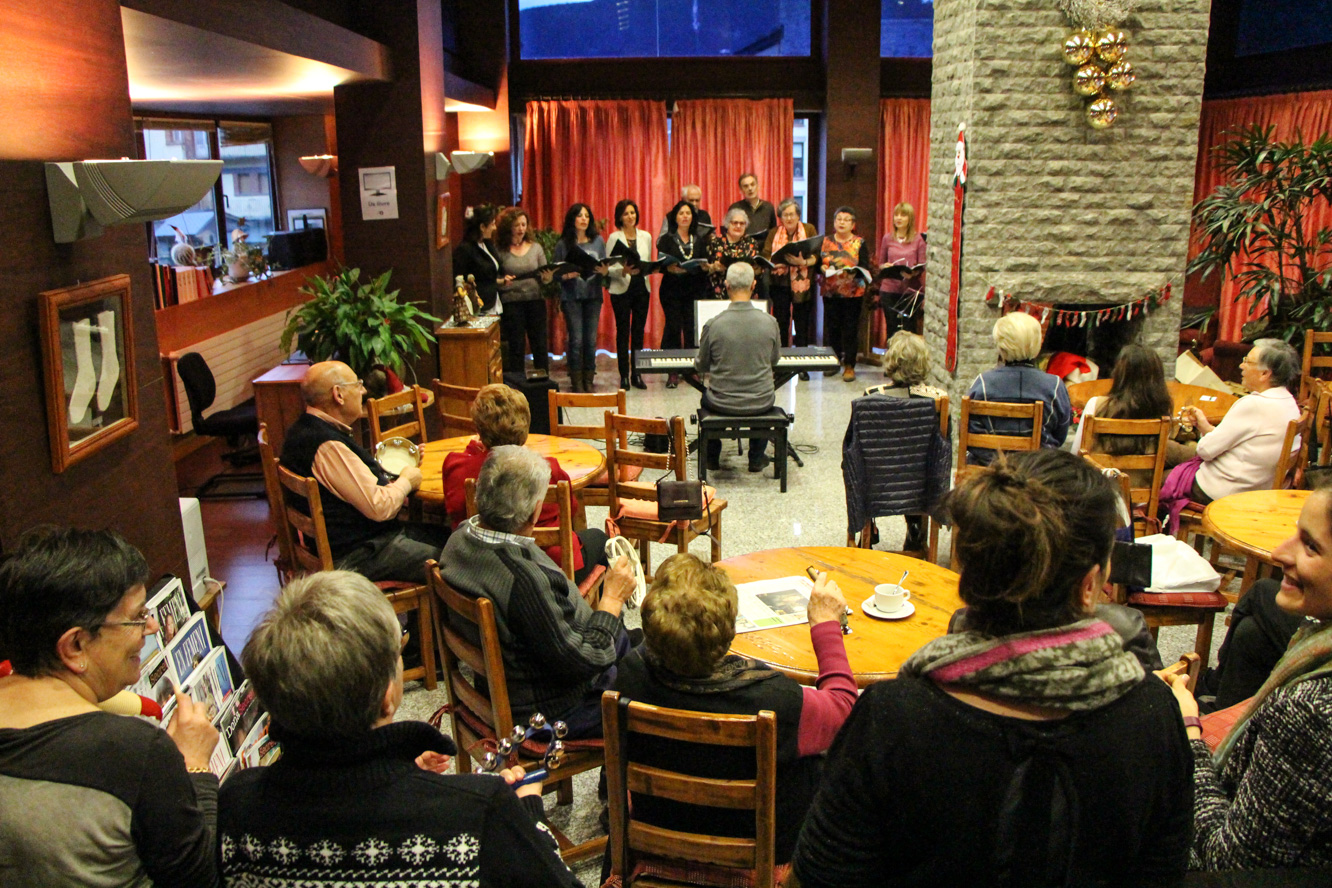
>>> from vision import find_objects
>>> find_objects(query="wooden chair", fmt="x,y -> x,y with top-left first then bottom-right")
462,477 -> 607,604
1300,329 -> 1332,402
1309,378 -> 1332,468
847,395 -> 949,564
604,413 -> 727,578
1274,410 -> 1313,491
602,690 -> 778,888
1154,651 -> 1202,694
1076,414 -> 1172,536
427,562 -> 606,864
431,380 -> 481,436
257,422 -> 296,584
366,384 -> 429,447
267,456 -> 436,689
547,388 -> 632,509
957,397 -> 1043,480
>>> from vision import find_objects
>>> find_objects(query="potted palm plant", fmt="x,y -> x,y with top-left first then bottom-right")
1188,124 -> 1332,343
280,266 -> 441,395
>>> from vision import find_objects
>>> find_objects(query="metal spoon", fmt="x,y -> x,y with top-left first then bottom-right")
897,568 -> 909,589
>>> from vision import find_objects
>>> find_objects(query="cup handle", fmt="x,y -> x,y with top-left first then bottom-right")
901,590 -> 911,601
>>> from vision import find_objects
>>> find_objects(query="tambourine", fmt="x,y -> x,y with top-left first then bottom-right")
374,436 -> 421,476
473,712 -> 568,787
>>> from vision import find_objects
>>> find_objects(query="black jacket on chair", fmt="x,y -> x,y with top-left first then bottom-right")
841,395 -> 950,536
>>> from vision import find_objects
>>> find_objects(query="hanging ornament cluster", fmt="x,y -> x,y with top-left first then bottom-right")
983,282 -> 1171,327
1058,0 -> 1138,129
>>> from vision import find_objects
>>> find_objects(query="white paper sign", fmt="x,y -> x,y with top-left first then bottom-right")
359,166 -> 399,220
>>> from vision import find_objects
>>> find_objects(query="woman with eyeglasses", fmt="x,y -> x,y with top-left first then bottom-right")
705,207 -> 761,301
0,526 -> 221,886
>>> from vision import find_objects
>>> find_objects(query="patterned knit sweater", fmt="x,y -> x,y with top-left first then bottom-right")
1191,676 -> 1332,869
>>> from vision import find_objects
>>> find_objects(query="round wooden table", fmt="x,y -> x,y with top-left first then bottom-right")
415,434 -> 607,506
1067,379 -> 1238,424
1202,488 -> 1307,597
720,546 -> 963,688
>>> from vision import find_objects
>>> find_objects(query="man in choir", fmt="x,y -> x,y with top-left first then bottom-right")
660,183 -> 711,235
695,262 -> 781,474
279,361 -> 447,583
727,172 -> 777,236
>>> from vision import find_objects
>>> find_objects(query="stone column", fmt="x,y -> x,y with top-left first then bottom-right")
924,0 -> 1207,402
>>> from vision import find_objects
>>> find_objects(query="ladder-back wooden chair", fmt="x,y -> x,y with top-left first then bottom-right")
602,690 -> 779,888
462,477 -> 607,604
547,388 -> 632,508
1301,329 -> 1332,402
603,413 -> 727,578
1076,414 -> 1172,536
426,562 -> 606,864
257,422 -> 294,584
366,384 -> 429,447
269,458 -> 436,689
957,397 -> 1043,481
431,380 -> 481,437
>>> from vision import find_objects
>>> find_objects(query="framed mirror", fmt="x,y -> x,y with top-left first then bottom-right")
39,274 -> 138,472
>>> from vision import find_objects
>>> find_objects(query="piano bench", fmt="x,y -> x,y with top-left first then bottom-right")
695,406 -> 792,492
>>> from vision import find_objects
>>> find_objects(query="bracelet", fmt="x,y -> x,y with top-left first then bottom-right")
1182,716 -> 1203,731
186,765 -> 213,774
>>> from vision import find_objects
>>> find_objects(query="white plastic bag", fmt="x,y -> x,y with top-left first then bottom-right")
1137,533 -> 1222,595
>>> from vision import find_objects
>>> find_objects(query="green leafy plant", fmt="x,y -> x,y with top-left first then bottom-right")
221,241 -> 266,279
280,266 -> 441,381
1188,124 -> 1332,344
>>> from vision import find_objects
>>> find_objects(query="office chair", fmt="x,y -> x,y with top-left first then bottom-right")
177,352 -> 262,498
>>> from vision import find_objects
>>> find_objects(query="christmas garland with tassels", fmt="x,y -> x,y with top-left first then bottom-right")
983,282 -> 1172,328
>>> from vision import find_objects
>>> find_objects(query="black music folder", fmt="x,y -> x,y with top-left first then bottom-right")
769,234 -> 823,264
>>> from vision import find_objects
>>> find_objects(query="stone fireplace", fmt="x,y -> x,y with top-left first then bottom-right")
922,0 -> 1205,400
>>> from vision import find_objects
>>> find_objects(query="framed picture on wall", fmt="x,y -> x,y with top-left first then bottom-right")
286,208 -> 327,230
436,192 -> 449,249
39,274 -> 139,473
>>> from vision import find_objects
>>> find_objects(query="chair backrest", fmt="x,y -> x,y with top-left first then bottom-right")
1076,414 -> 1171,524
1312,378 -> 1332,468
1274,409 -> 1313,490
431,379 -> 481,436
258,423 -> 297,579
601,690 -> 777,888
958,397 -> 1043,464
463,477 -> 578,581
176,352 -> 217,424
548,389 -> 628,440
427,560 -> 518,751
273,462 -> 335,573
366,384 -> 429,447
1301,330 -> 1332,401
604,413 -> 685,512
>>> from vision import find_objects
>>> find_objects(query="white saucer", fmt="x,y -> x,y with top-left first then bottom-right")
861,596 -> 915,621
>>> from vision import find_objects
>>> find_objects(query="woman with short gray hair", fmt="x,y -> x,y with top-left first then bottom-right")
220,569 -> 579,886
705,205 -> 761,299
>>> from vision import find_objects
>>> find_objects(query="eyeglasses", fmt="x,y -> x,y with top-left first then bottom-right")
101,608 -> 159,632
400,627 -> 410,652
334,379 -> 365,392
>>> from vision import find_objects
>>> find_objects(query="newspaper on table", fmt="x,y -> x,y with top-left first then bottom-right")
733,576 -> 814,634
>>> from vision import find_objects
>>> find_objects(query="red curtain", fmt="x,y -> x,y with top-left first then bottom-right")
670,99 -> 795,232
522,99 -> 670,353
1192,90 -> 1332,341
871,98 -> 932,349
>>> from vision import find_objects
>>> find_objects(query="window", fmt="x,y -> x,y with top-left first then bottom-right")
791,118 -> 810,216
881,0 -> 933,58
137,118 -> 277,262
518,0 -> 812,59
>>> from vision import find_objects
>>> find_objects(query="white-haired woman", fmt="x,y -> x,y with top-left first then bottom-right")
705,206 -> 761,300
964,311 -> 1071,465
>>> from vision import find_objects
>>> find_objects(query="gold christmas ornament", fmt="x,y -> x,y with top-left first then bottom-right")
1106,60 -> 1136,90
1087,96 -> 1119,128
1074,64 -> 1106,97
1063,30 -> 1096,65
1096,30 -> 1128,63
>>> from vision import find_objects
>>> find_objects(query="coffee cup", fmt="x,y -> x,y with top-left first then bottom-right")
873,583 -> 910,614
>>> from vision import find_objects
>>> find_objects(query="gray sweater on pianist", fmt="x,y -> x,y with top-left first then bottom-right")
694,300 -> 781,413
438,518 -> 622,723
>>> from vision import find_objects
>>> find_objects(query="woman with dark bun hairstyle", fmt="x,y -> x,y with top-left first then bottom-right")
792,449 -> 1192,887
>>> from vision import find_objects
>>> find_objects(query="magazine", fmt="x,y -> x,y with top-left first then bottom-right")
128,650 -> 175,719
146,575 -> 191,651
733,576 -> 814,634
165,612 -> 212,686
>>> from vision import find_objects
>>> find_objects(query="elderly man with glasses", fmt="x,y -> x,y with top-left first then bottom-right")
280,360 -> 447,584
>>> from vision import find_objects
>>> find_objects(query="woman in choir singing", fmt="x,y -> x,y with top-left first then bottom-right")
705,207 -> 760,300
763,198 -> 819,375
657,199 -> 708,388
876,201 -> 927,343
552,203 -> 607,393
496,207 -> 555,378
452,204 -> 509,316
605,199 -> 652,390
819,205 -> 873,382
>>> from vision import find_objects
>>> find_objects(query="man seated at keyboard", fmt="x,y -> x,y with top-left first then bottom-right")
695,261 -> 781,473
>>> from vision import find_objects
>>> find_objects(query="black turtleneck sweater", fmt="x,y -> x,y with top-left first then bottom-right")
217,720 -> 578,887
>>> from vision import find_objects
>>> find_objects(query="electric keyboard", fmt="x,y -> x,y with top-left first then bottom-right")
635,347 -> 839,373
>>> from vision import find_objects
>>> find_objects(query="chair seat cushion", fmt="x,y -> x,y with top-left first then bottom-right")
587,463 -> 643,488
577,565 -> 606,598
616,487 -> 720,521
1128,590 -> 1229,609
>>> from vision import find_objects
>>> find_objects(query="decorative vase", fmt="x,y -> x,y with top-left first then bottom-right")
228,261 -> 251,282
